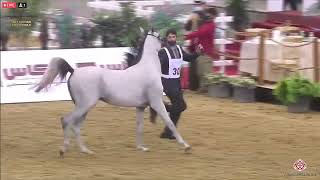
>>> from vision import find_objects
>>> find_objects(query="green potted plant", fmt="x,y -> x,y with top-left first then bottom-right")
203,73 -> 232,98
230,76 -> 256,103
226,0 -> 250,31
273,75 -> 320,113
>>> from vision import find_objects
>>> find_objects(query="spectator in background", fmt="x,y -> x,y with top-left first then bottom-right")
184,0 -> 208,91
185,7 -> 217,93
184,0 -> 208,33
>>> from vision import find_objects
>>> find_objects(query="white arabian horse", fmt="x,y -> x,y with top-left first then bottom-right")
34,29 -> 191,157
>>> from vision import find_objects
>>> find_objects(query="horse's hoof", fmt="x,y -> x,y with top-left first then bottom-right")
184,146 -> 192,154
137,146 -> 149,152
81,149 -> 94,155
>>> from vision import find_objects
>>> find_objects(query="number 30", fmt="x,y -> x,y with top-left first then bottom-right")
173,68 -> 180,75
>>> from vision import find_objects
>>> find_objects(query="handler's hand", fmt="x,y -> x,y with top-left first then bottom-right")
196,44 -> 204,55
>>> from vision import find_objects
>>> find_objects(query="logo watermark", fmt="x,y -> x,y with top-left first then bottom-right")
1,2 -> 27,9
284,159 -> 320,177
293,159 -> 307,172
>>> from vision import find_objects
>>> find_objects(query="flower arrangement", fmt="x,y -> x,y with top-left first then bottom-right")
203,73 -> 230,86
230,76 -> 256,89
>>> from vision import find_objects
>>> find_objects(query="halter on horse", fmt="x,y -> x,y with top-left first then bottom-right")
34,29 -> 191,157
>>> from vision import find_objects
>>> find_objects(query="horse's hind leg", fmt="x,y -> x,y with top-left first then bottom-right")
72,113 -> 94,154
60,115 -> 72,157
60,101 -> 97,157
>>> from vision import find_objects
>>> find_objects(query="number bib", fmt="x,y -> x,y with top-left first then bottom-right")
161,46 -> 183,79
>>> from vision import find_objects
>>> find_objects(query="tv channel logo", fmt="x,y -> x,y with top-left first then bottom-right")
2,1 -> 27,9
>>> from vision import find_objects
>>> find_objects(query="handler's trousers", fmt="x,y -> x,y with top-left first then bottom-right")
161,79 -> 187,137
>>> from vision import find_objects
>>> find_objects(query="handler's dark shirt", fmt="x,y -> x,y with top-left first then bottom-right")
158,45 -> 199,92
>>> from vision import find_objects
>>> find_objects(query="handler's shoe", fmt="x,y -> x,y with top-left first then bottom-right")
160,132 -> 176,140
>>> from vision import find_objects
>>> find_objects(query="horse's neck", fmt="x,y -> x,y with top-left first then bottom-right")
139,43 -> 161,74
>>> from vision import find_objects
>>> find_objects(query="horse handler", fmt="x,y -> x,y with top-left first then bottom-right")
150,29 -> 204,139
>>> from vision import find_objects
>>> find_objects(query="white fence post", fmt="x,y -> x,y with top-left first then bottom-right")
214,13 -> 234,74
218,12 -> 226,73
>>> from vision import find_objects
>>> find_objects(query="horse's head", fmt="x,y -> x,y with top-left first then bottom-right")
125,27 -> 149,67
125,27 -> 163,68
145,28 -> 163,52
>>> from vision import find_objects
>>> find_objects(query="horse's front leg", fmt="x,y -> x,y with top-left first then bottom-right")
149,96 -> 191,153
136,107 -> 149,151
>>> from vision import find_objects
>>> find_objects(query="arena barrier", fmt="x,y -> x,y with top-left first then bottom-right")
1,48 -> 129,104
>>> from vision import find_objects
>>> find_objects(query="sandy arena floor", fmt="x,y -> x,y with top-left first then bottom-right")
1,91 -> 320,180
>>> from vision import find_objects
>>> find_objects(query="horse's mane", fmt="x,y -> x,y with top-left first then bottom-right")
125,32 -> 147,67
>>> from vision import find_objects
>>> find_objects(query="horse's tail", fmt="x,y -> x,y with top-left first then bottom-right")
34,57 -> 74,92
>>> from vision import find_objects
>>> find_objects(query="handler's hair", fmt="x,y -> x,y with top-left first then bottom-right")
166,29 -> 177,37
